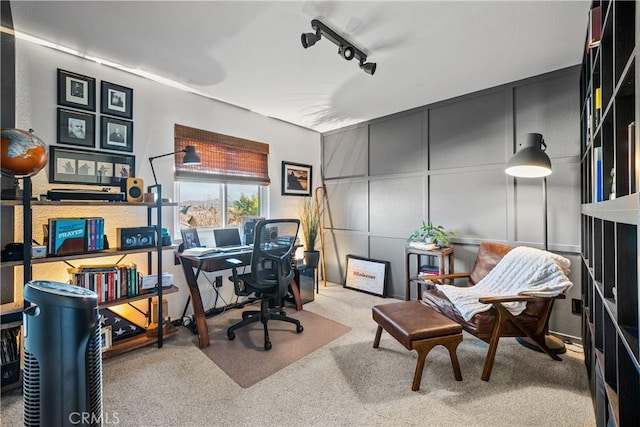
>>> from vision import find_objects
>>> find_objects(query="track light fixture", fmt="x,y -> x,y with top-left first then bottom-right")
301,19 -> 377,75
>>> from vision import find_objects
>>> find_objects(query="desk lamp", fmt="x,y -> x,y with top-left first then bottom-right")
506,132 -> 565,354
148,145 -> 201,186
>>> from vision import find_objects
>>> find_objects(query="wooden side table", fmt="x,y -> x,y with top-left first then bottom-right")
404,246 -> 454,300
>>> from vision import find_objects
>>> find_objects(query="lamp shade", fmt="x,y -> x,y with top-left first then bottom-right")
505,133 -> 552,178
182,146 -> 201,165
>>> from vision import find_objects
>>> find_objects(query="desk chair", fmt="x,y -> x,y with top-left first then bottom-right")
227,219 -> 303,350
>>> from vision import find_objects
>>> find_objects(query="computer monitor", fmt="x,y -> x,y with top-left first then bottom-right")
212,228 -> 243,248
180,228 -> 201,249
240,216 -> 265,245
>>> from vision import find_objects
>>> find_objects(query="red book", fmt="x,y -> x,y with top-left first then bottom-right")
589,6 -> 601,49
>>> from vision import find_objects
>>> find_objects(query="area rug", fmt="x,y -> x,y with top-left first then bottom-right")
200,308 -> 351,388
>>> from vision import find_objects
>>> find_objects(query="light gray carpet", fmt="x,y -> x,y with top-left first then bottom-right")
0,284 -> 595,426
202,308 -> 351,388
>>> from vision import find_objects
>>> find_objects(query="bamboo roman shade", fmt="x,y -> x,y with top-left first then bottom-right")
174,124 -> 270,184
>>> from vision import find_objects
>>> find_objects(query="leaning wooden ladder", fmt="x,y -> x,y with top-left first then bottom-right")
314,186 -> 327,287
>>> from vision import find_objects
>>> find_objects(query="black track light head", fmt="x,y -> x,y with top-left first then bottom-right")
301,31 -> 321,48
338,45 -> 355,61
359,61 -> 377,75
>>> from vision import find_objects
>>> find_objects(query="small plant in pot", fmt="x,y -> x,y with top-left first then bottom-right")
298,197 -> 322,267
407,220 -> 455,248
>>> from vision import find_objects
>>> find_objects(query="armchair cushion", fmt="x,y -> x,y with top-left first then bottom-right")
435,246 -> 573,321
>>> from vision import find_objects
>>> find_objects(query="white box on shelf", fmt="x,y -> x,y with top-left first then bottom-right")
140,272 -> 173,290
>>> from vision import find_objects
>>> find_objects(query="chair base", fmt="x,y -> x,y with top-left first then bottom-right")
227,299 -> 303,350
516,335 -> 566,355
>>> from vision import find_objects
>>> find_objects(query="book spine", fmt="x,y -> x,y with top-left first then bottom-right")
630,122 -> 637,194
594,146 -> 603,202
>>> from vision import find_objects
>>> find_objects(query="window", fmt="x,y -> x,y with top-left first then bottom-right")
177,182 -> 262,229
174,124 -> 269,233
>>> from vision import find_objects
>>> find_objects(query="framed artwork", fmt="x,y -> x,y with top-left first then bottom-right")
343,255 -> 389,298
101,81 -> 133,119
100,116 -> 133,152
49,145 -> 135,186
57,108 -> 95,148
281,161 -> 312,196
180,228 -> 201,249
100,325 -> 112,352
57,69 -> 96,111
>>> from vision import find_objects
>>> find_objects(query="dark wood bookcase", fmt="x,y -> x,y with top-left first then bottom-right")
580,1 -> 639,425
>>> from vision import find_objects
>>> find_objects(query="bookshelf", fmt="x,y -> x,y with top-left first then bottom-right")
0,178 -> 177,391
580,1 -> 639,425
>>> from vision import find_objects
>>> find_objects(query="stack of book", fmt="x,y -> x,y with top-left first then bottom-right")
68,262 -> 140,303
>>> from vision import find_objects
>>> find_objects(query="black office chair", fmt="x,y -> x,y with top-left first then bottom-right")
226,219 -> 303,350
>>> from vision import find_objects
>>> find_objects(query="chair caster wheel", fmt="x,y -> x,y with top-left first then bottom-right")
227,331 -> 236,340
265,341 -> 272,350
296,324 -> 304,333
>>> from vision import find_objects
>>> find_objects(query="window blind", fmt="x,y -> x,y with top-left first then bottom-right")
174,124 -> 270,184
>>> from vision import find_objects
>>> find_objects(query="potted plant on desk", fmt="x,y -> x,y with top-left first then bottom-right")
407,220 -> 455,249
298,197 -> 322,268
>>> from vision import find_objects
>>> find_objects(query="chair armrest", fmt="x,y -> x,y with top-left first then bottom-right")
418,272 -> 471,282
478,293 -> 566,304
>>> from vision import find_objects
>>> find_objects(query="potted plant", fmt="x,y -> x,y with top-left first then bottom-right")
298,197 -> 322,267
407,220 -> 455,248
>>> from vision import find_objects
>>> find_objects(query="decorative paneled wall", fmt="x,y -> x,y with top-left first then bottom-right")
321,66 -> 583,339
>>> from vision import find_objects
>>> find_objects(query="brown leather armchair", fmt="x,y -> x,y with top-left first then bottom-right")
421,242 -> 565,381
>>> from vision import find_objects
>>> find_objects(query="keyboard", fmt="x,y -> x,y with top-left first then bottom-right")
216,245 -> 253,252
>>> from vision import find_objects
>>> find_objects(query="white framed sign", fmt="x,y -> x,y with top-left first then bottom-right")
343,255 -> 389,298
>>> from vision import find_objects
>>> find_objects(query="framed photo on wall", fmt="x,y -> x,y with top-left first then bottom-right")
49,146 -> 135,186
100,116 -> 133,152
101,81 -> 133,119
281,161 -> 312,196
57,108 -> 95,148
57,69 -> 96,111
343,255 -> 390,298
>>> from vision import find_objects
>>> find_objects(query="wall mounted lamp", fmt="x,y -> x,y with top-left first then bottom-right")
505,133 -> 565,355
148,145 -> 201,186
301,19 -> 377,75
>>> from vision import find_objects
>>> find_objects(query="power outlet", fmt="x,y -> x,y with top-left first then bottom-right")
215,276 -> 223,288
571,298 -> 582,315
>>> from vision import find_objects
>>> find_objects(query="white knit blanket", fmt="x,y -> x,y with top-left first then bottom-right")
436,246 -> 573,322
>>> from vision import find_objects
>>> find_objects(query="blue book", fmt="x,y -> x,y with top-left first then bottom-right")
51,218 -> 87,255
595,147 -> 603,202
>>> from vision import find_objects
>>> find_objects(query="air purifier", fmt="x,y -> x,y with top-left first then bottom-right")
23,280 -> 102,426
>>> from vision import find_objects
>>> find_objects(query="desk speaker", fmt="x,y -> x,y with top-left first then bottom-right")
122,177 -> 144,202
117,226 -> 156,249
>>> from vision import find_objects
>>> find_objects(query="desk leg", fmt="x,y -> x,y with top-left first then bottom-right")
290,278 -> 303,311
180,258 -> 210,349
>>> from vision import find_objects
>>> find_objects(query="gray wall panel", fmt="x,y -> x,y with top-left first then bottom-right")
430,170 -> 508,240
324,181 -> 368,231
430,91 -> 507,170
514,162 -> 581,248
370,176 -> 425,237
322,230 -> 368,284
323,126 -> 368,179
370,236 -> 405,299
549,253 -> 582,339
370,112 -> 424,176
514,72 -> 581,158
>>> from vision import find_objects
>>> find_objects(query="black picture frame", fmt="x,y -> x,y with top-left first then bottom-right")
101,81 -> 133,119
343,255 -> 389,298
57,69 -> 96,111
100,116 -> 133,152
180,228 -> 201,249
49,146 -> 135,186
281,161 -> 312,196
57,108 -> 95,148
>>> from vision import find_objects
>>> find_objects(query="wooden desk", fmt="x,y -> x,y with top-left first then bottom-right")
404,246 -> 454,301
179,250 -> 303,349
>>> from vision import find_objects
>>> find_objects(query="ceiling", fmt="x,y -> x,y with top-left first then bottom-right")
10,1 -> 591,133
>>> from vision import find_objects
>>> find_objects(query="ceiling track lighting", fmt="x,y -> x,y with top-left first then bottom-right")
301,19 -> 377,75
